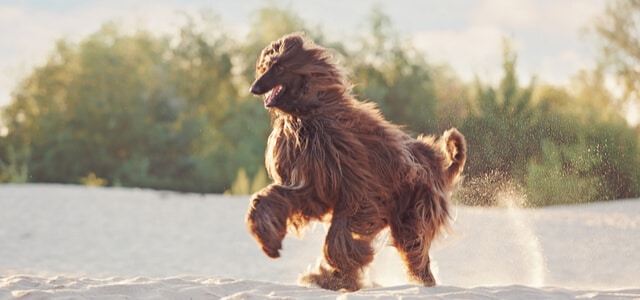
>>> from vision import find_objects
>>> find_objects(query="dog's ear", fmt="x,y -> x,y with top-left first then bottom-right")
256,33 -> 305,75
278,34 -> 305,61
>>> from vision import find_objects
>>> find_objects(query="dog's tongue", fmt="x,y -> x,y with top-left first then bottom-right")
264,85 -> 281,106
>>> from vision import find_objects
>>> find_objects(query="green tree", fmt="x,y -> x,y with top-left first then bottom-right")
526,119 -> 640,205
0,144 -> 29,183
2,19 -> 232,192
461,40 -> 544,180
527,139 -> 609,206
594,0 -> 640,103
349,7 -> 438,134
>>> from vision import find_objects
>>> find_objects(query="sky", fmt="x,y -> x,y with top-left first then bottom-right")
0,0 -> 611,111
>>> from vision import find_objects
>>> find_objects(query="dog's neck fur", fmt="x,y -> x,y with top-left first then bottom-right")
269,93 -> 356,134
269,79 -> 351,121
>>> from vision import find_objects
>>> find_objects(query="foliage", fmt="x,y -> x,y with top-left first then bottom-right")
348,6 -> 438,134
225,167 -> 269,195
0,144 -> 29,183
1,15 -> 240,193
526,119 -> 640,206
460,40 -> 544,182
80,172 -> 108,187
458,39 -> 640,206
594,0 -> 640,102
527,140 -> 609,206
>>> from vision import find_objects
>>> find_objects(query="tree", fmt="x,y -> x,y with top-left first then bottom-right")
1,19 -> 235,192
594,0 -> 640,104
349,7 -> 438,134
0,144 -> 29,183
526,140 -> 607,206
461,40 -> 543,180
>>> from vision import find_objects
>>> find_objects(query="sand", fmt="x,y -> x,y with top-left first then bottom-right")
1,184 -> 639,299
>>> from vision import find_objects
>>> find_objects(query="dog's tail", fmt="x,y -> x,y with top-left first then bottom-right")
442,128 -> 466,186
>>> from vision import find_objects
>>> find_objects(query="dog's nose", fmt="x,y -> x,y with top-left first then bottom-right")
250,84 -> 264,95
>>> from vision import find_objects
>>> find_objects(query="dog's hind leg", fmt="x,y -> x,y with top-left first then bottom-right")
389,198 -> 441,287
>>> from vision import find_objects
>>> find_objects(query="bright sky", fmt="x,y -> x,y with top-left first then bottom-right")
0,0 -> 610,110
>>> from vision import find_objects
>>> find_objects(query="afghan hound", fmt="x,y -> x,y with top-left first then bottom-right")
245,33 -> 466,292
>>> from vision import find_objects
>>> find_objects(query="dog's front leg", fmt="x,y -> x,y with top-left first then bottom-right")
246,184 -> 293,258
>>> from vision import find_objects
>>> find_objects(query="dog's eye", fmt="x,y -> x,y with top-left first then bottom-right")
275,65 -> 285,73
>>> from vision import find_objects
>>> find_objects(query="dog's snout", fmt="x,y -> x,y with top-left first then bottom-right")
250,84 -> 265,95
250,82 -> 271,95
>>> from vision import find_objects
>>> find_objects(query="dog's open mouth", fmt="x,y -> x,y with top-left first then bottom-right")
264,85 -> 284,107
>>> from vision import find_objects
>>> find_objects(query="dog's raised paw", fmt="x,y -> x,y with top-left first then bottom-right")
261,244 -> 281,258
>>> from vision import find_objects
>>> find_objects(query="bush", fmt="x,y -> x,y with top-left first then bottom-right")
526,141 -> 609,206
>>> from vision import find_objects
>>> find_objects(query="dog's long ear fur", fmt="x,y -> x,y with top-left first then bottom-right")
276,34 -> 305,61
257,33 -> 335,75
256,33 -> 306,75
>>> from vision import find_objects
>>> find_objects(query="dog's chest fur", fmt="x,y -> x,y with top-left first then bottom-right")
265,105 -> 420,200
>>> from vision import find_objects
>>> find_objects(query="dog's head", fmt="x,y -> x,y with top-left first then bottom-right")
250,33 -> 345,115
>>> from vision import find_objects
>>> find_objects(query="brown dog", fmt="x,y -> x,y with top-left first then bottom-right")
246,33 -> 466,291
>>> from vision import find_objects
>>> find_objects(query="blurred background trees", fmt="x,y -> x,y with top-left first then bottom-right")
595,0 -> 640,104
1,3 -> 639,205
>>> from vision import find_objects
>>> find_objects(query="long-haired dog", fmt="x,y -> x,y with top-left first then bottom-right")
246,33 -> 466,291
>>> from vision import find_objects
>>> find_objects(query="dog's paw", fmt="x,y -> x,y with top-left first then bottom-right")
299,266 -> 361,292
247,210 -> 284,258
261,243 -> 282,258
246,195 -> 287,258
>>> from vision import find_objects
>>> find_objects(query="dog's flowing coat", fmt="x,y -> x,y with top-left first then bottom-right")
246,33 -> 466,291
